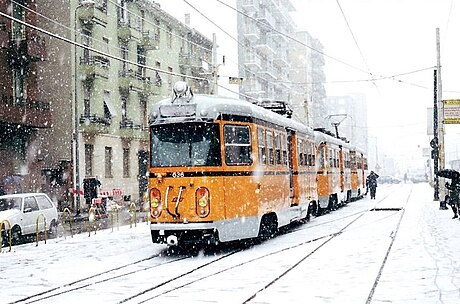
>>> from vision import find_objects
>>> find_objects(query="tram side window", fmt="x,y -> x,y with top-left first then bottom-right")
297,139 -> 304,166
258,128 -> 266,165
350,152 -> 357,170
317,144 -> 326,169
335,150 -> 339,168
281,133 -> 287,166
224,125 -> 252,166
303,141 -> 308,166
266,130 -> 274,165
308,142 -> 316,167
274,133 -> 281,165
329,149 -> 334,168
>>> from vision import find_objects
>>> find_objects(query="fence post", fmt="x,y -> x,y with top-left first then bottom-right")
0,220 -> 12,252
61,207 -> 74,239
129,202 -> 137,228
35,213 -> 47,246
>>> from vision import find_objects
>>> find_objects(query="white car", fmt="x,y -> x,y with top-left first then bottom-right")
0,193 -> 59,244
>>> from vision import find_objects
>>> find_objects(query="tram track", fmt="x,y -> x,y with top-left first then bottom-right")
120,185 -> 412,304
10,185 -> 412,304
10,253 -> 188,304
245,185 -> 412,303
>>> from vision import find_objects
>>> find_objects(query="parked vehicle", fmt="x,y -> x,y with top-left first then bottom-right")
0,193 -> 59,245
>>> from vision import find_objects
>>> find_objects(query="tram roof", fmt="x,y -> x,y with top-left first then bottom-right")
150,94 -> 314,136
314,130 -> 354,150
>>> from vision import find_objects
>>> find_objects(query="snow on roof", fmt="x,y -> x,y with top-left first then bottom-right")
150,94 -> 314,136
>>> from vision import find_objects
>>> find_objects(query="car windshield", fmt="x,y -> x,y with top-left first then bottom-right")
150,122 -> 221,167
0,197 -> 22,212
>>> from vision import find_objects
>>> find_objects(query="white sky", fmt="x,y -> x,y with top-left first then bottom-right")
154,0 -> 460,169
2,184 -> 460,303
290,0 -> 460,167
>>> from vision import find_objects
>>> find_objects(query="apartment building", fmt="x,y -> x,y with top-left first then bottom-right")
237,0 -> 295,103
0,0 -> 215,212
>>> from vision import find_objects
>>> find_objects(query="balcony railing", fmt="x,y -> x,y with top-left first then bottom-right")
80,55 -> 110,78
0,94 -> 51,128
78,0 -> 108,26
0,22 -> 8,49
118,69 -> 143,91
140,30 -> 159,50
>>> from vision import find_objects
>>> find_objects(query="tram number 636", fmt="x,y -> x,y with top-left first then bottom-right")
172,172 -> 185,178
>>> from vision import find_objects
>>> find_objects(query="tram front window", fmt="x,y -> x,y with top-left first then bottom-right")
150,123 -> 221,167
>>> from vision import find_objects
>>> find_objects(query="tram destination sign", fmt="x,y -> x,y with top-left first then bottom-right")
443,99 -> 460,124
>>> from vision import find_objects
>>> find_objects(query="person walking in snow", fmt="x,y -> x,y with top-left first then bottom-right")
366,171 -> 379,199
445,180 -> 460,219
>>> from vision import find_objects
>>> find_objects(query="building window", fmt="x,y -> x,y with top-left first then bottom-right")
121,93 -> 128,120
154,18 -> 160,42
123,148 -> 130,177
118,0 -> 129,25
12,3 -> 25,40
13,69 -> 26,105
137,46 -> 146,77
105,147 -> 113,178
155,62 -> 162,86
168,67 -> 173,88
81,28 -> 92,63
85,144 -> 94,177
121,42 -> 128,73
166,26 -> 173,49
83,81 -> 92,117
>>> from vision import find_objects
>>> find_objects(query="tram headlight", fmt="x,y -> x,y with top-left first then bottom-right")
195,187 -> 210,217
150,188 -> 162,218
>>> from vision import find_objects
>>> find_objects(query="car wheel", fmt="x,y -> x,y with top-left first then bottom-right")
11,225 -> 22,245
49,220 -> 58,238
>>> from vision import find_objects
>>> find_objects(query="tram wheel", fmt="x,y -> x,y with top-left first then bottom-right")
258,215 -> 277,240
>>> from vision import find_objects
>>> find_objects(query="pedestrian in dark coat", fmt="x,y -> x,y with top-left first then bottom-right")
366,171 -> 379,199
446,180 -> 460,219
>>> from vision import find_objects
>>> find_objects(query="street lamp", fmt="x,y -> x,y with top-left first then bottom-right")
73,2 -> 84,215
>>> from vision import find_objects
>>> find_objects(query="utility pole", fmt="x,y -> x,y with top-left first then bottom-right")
436,28 -> 446,200
432,69 -> 439,201
212,33 -> 218,95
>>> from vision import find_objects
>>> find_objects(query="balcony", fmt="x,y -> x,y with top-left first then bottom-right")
0,22 -> 8,49
80,55 -> 110,79
117,22 -> 133,41
255,38 -> 275,56
270,32 -> 288,44
141,77 -> 161,96
256,8 -> 276,30
243,24 -> 260,43
273,53 -> 289,67
119,69 -> 143,91
26,30 -> 47,61
244,52 -> 262,70
140,31 -> 159,50
8,32 -> 47,63
242,0 -> 259,12
77,0 -> 108,26
79,114 -> 110,134
119,118 -> 146,139
0,95 -> 51,128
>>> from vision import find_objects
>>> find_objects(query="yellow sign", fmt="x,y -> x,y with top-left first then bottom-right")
443,99 -> 460,124
228,77 -> 243,85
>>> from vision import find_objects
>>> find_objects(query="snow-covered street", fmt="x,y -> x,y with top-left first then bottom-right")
2,183 -> 460,304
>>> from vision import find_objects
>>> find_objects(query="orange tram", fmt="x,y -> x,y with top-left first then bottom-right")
148,82 -> 368,246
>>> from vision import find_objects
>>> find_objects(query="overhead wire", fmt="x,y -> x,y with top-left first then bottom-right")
0,10 -> 204,81
335,0 -> 376,81
213,0 -> 437,91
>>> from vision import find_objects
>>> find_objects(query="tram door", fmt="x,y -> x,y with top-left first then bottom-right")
287,130 -> 295,199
